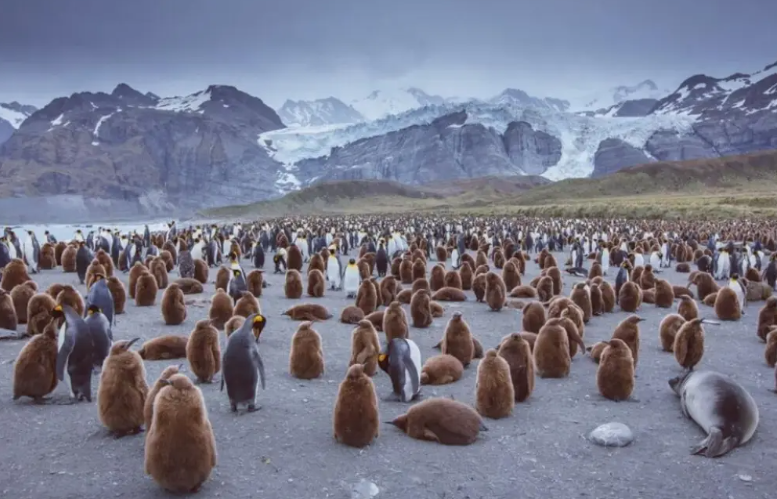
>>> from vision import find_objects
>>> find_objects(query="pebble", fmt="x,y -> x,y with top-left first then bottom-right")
350,479 -> 379,499
589,422 -> 634,447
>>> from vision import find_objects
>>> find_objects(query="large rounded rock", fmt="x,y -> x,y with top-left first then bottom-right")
589,422 -> 634,447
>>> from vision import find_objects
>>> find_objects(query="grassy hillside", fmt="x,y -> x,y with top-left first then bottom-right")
202,150 -> 777,220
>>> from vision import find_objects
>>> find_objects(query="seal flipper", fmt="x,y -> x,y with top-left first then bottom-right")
691,427 -> 739,458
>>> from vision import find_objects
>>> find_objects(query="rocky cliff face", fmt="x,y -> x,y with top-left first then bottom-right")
591,139 -> 654,178
0,84 -> 285,221
294,111 -> 563,185
278,97 -> 364,126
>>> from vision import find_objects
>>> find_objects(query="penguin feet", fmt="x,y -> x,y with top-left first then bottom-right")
382,393 -> 401,403
246,403 -> 262,413
230,403 -> 238,413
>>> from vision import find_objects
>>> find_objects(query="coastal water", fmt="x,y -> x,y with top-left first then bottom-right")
1,219 -> 203,243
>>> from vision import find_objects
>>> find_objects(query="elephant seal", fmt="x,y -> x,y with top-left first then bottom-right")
669,370 -> 759,458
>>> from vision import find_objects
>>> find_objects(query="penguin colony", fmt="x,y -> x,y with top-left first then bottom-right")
1,219 -> 776,494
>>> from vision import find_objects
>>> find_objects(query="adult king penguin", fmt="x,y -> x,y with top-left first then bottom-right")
22,230 -> 40,274
221,313 -> 267,413
53,304 -> 96,402
327,246 -> 343,291
343,258 -> 360,298
378,337 -> 422,403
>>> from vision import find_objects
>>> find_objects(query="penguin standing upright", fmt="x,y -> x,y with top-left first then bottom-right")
273,248 -> 287,274
84,304 -> 113,372
252,242 -> 265,269
660,240 -> 671,268
343,258 -> 360,299
764,255 -> 777,290
0,239 -> 10,269
76,242 -> 93,285
375,242 -> 388,277
728,274 -> 747,315
599,243 -> 610,275
23,230 -> 40,274
327,247 -> 342,291
85,274 -> 116,326
53,304 -> 96,402
221,313 -> 267,413
378,337 -> 422,402
615,262 -> 629,304
450,246 -> 460,270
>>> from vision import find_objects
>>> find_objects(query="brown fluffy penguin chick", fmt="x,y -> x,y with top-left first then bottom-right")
534,323 -> 571,378
186,320 -> 221,383
460,262 -> 473,290
396,288 -> 412,304
286,244 -> 302,271
432,287 -> 467,302
673,318 -> 706,370
497,333 -> 535,402
443,269 -> 462,290
677,295 -> 699,321
12,321 -> 58,401
692,272 -> 720,301
307,253 -> 325,275
0,259 -> 30,292
509,285 -> 538,299
135,272 -> 159,307
106,277 -> 127,314
399,257 -> 413,284
128,262 -> 147,299
673,285 -> 694,299
173,278 -> 203,295
98,338 -> 148,436
475,350 -> 514,419
56,285 -> 85,317
589,283 -> 604,316
472,274 -> 486,302
340,305 -> 365,324
441,311 -> 474,366
233,291 -> 260,318
702,292 -> 718,307
85,261 -> 106,290
289,322 -> 325,380
349,319 -> 381,376
757,296 -> 777,341
612,315 -> 644,366
380,276 -> 398,304
364,310 -> 384,332
389,397 -> 485,446
370,278 -> 383,307
25,292 -> 56,336
640,265 -> 656,290
586,341 -> 608,364
412,258 -> 426,282
643,289 -> 657,304
654,279 -> 675,308
144,364 -> 182,430
596,338 -> 635,401
139,335 -> 188,360
39,243 -> 56,269
618,281 -> 642,313
536,276 -> 554,302
765,328 -> 777,367
11,281 -> 37,324
333,364 -> 379,448
501,261 -> 521,291
356,279 -> 378,315
411,278 -> 430,295
430,265 -> 445,292
246,270 -> 263,298
281,303 -> 333,321
485,272 -> 507,311
475,263 -> 490,276
193,259 -> 209,284
659,314 -> 686,352
410,289 -> 433,328
430,301 -> 444,318
420,354 -> 463,385
61,246 -> 77,272
149,257 -> 169,290
0,289 -> 17,331
588,262 -> 603,279
224,316 -> 246,337
714,287 -> 741,321
307,269 -> 325,298
599,281 -> 616,313
570,282 -> 592,323
161,283 -> 187,326
284,269 -> 303,299
522,301 -> 546,334
548,314 -> 586,358
144,373 -> 216,494
94,249 -> 114,277
208,289 -> 233,330
45,283 -> 65,300
383,300 -> 409,342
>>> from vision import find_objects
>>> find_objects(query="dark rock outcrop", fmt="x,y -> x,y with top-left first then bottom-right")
592,138 -> 654,178
502,122 -> 562,175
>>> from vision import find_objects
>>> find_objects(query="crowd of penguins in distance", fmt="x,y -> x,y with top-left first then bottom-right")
1,216 -> 777,493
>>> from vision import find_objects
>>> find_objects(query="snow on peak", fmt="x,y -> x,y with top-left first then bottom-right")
278,97 -> 364,127
155,88 -> 213,112
571,80 -> 669,112
0,102 -> 37,128
350,87 -> 444,121
488,89 -> 570,112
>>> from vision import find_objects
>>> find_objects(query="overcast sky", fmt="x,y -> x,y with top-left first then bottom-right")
1,0 -> 776,109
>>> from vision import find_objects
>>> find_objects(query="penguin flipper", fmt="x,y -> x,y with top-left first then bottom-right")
56,328 -> 74,382
251,348 -> 266,390
405,355 -> 421,397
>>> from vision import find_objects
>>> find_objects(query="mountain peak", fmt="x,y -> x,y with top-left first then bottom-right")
278,96 -> 364,127
111,83 -> 157,106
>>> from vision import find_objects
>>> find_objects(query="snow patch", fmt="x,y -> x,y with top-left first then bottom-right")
0,105 -> 28,128
156,89 -> 212,112
350,88 -> 435,121
92,112 -> 115,144
50,114 -> 64,126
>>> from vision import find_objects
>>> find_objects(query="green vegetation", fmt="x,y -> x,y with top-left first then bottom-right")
202,150 -> 777,220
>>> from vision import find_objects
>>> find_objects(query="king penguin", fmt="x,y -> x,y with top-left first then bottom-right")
22,230 -> 40,274
599,241 -> 610,275
728,274 -> 747,315
378,337 -> 422,402
252,242 -> 265,269
327,246 -> 343,291
84,304 -> 113,372
76,242 -> 93,285
228,268 -> 248,305
85,274 -> 116,326
715,250 -> 730,280
221,313 -> 267,413
343,258 -> 360,299
54,304 -> 96,402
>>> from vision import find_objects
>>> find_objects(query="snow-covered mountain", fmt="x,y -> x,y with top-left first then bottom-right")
571,80 -> 670,113
277,97 -> 364,127
0,101 -> 38,144
488,88 -> 570,112
350,87 -> 446,121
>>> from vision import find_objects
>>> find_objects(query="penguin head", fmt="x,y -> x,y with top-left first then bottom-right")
348,258 -> 356,266
731,273 -> 739,281
251,313 -> 266,341
232,269 -> 242,278
110,337 -> 141,354
87,304 -> 101,316
50,304 -> 65,318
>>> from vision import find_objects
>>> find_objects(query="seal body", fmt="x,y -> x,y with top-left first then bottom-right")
669,370 -> 759,458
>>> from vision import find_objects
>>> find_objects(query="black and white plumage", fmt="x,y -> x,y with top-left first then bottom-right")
221,313 -> 267,412
84,305 -> 113,372
54,305 -> 96,402
85,276 -> 115,326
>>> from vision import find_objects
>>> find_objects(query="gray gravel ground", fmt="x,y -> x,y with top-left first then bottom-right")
1,251 -> 776,499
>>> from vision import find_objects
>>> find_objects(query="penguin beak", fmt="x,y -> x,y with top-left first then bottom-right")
125,337 -> 141,349
159,379 -> 171,387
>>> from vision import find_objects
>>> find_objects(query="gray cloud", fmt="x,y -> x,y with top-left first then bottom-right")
1,0 -> 776,107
